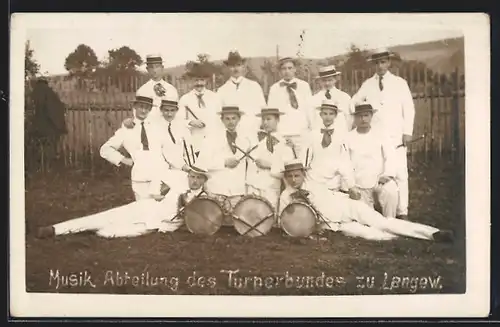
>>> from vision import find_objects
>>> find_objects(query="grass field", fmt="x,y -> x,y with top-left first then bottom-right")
24,159 -> 465,296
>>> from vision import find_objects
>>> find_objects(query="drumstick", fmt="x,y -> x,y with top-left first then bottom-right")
185,106 -> 200,120
183,139 -> 192,167
166,189 -> 207,222
232,214 -> 266,236
241,213 -> 275,237
233,143 -> 258,162
396,134 -> 426,149
190,145 -> 196,164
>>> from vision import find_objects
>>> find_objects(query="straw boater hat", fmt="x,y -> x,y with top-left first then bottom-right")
255,107 -> 286,117
188,164 -> 210,179
316,65 -> 341,79
278,56 -> 297,67
186,63 -> 211,79
352,102 -> 377,115
316,99 -> 339,112
281,158 -> 310,173
367,47 -> 396,62
145,54 -> 165,65
217,105 -> 245,116
160,98 -> 179,110
132,95 -> 154,106
223,51 -> 246,66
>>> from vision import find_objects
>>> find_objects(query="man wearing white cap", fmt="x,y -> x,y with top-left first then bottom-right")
178,63 -> 221,157
351,47 -> 415,219
216,51 -> 266,135
136,54 -> 179,122
345,103 -> 399,218
304,100 -> 357,197
310,65 -> 353,132
196,105 -> 253,197
267,56 -> 313,159
35,164 -> 208,239
246,107 -> 296,209
277,159 -> 454,242
100,94 -> 166,201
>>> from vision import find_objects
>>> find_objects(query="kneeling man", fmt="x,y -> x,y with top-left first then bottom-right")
277,159 -> 454,242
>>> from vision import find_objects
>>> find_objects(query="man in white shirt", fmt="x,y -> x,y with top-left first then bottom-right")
136,54 -> 179,122
310,65 -> 353,132
267,56 -> 313,159
35,164 -> 211,239
216,51 -> 266,135
178,63 -> 221,157
345,103 -> 399,217
196,105 -> 253,197
99,95 -> 165,200
277,159 -> 454,242
351,48 -> 415,219
305,100 -> 357,197
246,107 -> 296,209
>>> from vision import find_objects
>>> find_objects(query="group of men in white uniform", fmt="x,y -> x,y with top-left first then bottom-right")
36,49 -> 454,243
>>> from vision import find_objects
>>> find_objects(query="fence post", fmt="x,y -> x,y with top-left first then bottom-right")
423,66 -> 429,162
452,67 -> 460,165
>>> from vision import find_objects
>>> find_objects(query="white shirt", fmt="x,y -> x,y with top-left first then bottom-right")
178,88 -> 222,150
216,76 -> 266,135
246,131 -> 295,191
196,127 -> 253,196
305,126 -> 354,191
351,71 -> 415,144
267,77 -> 313,135
310,87 -> 353,131
345,127 -> 397,189
157,118 -> 195,170
100,118 -> 164,183
136,79 -> 179,122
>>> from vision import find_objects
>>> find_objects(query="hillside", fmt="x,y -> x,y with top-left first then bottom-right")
162,37 -> 465,80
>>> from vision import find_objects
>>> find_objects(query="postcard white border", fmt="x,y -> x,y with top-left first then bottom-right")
10,12 -> 491,318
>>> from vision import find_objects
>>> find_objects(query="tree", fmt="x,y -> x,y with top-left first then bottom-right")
105,46 -> 143,73
25,40 -> 40,81
64,44 -> 100,77
183,53 -> 224,89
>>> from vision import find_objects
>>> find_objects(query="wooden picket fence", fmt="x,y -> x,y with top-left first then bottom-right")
25,66 -> 465,174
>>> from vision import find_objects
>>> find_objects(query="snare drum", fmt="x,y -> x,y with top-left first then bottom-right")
279,200 -> 318,237
183,195 -> 225,235
232,195 -> 276,237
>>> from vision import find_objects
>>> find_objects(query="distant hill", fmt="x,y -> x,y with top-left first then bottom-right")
162,36 -> 465,81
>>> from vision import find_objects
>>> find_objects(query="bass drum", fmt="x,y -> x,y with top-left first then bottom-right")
183,195 -> 225,235
279,200 -> 318,238
232,195 -> 275,237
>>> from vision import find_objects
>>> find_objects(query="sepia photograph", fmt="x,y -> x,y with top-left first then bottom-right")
10,12 -> 490,318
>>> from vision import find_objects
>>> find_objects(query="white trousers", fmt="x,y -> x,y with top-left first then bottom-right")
53,170 -> 188,238
359,180 -> 399,218
317,193 -> 439,241
131,181 -> 153,201
394,147 -> 409,216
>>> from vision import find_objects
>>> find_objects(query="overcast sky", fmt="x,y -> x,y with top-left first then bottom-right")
21,13 -> 465,75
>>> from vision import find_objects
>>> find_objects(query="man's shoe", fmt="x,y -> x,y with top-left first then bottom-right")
432,230 -> 454,243
36,226 -> 55,239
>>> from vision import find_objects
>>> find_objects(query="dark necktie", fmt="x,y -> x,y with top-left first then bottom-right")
232,80 -> 240,90
154,83 -> 166,97
257,131 -> 278,153
140,122 -> 149,150
280,81 -> 298,109
196,93 -> 206,108
325,89 -> 331,100
226,130 -> 237,154
320,128 -> 334,148
168,122 -> 176,144
379,76 -> 384,91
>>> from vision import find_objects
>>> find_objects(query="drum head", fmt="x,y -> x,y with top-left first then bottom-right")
232,195 -> 275,237
280,201 -> 317,237
184,197 -> 224,235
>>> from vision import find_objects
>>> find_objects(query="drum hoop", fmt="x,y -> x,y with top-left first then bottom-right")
279,200 -> 317,220
233,194 -> 275,212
